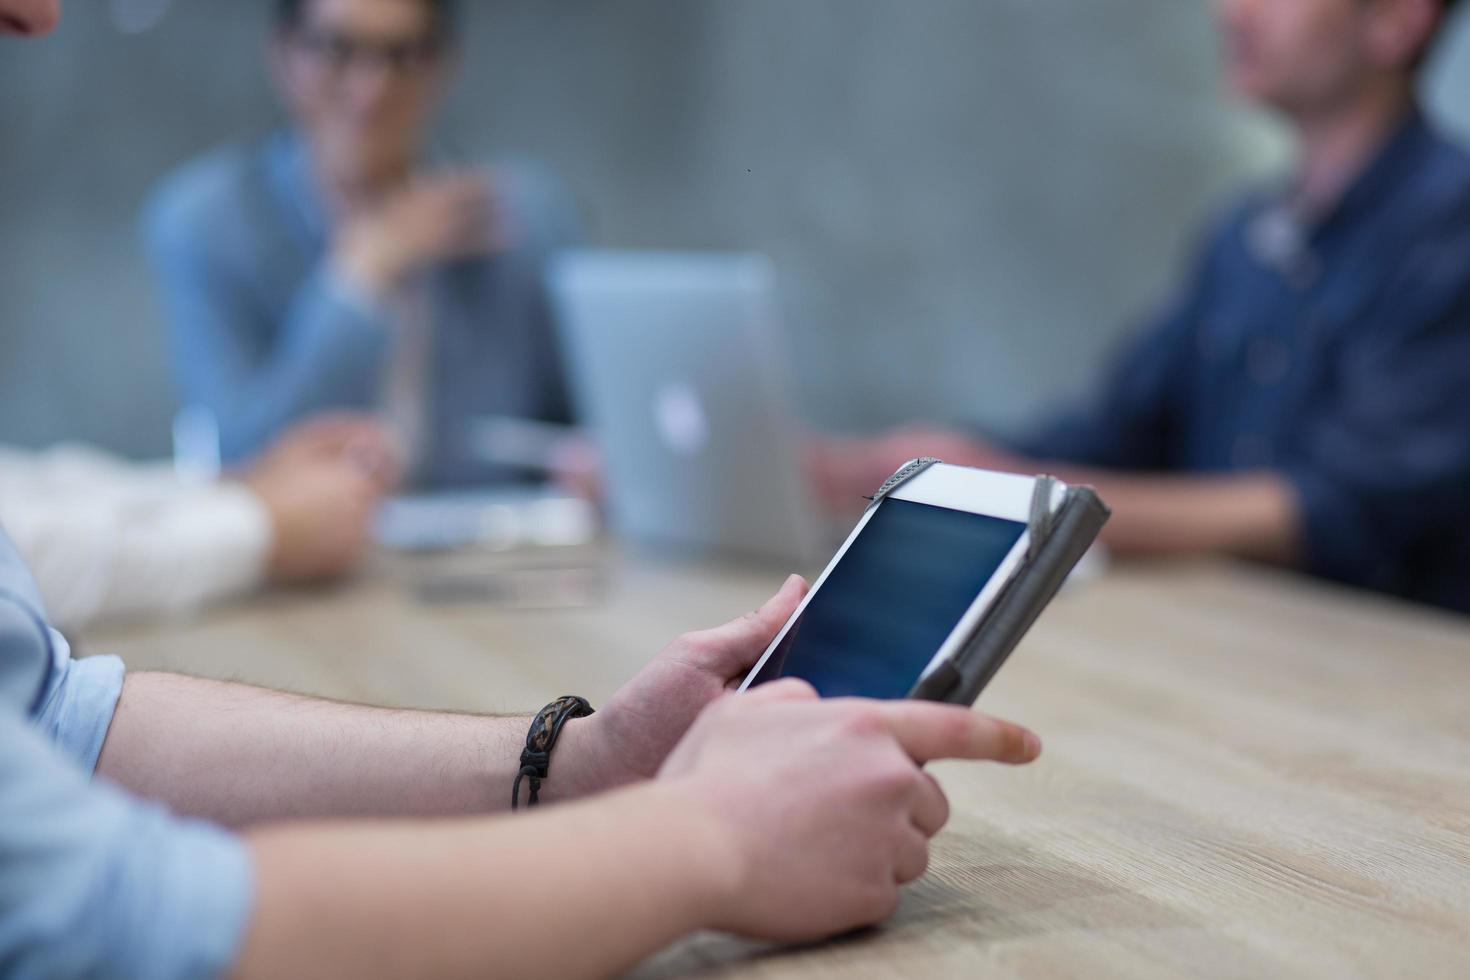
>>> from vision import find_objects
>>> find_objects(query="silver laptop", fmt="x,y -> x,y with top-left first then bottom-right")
550,250 -> 823,566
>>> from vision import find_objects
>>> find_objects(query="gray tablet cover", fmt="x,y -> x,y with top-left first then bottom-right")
865,459 -> 1111,707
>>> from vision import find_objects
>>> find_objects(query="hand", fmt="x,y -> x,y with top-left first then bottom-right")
241,416 -> 397,582
255,413 -> 405,492
547,434 -> 603,506
561,575 -> 809,795
806,426 -> 1030,512
333,172 -> 508,297
661,680 -> 1041,941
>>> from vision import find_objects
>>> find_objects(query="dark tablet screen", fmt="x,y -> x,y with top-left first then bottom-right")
748,498 -> 1025,699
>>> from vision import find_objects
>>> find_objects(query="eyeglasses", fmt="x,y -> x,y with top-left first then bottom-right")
293,27 -> 442,76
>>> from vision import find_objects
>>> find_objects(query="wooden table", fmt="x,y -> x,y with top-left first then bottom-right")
81,549 -> 1470,979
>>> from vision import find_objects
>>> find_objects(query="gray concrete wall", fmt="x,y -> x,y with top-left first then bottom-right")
2,1 -> 1467,457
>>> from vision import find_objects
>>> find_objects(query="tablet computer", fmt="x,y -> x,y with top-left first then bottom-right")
739,460 -> 1109,705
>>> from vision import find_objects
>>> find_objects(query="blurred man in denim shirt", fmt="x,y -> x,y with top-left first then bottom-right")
815,0 -> 1470,614
144,0 -> 581,488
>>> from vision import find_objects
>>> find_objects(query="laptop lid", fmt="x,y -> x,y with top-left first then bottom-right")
550,250 -> 821,566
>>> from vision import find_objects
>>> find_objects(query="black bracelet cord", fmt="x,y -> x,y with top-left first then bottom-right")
512,696 -> 595,811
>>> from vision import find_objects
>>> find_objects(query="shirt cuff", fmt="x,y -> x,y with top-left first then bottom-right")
1284,467 -> 1388,590
189,483 -> 274,600
322,261 -> 395,325
35,641 -> 125,773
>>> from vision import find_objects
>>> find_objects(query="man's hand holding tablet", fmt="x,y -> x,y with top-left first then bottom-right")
656,678 -> 1040,941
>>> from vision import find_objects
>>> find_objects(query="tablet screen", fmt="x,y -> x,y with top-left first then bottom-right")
748,498 -> 1025,699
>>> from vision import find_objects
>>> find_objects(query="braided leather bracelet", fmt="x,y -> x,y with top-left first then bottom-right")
512,695 -> 595,811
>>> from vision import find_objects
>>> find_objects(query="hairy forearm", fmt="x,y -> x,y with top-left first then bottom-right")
879,434 -> 1297,564
96,672 -> 614,827
233,782 -> 729,980
1051,467 -> 1302,564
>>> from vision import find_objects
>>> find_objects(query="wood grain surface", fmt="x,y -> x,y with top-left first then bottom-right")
80,549 -> 1470,979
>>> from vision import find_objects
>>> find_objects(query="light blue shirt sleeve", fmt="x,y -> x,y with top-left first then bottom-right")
0,712 -> 255,980
0,564 -> 256,979
145,190 -> 395,462
31,627 -> 125,771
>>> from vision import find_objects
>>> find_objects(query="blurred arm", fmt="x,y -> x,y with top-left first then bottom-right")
0,448 -> 270,632
994,216 -> 1300,564
809,249 -> 1213,510
143,192 -> 395,464
1045,467 -> 1303,564
1006,231 -> 1217,470
1050,221 -> 1470,581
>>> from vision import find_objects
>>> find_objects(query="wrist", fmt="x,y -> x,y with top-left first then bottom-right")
243,480 -> 293,582
332,234 -> 403,299
635,780 -> 747,932
534,714 -> 633,804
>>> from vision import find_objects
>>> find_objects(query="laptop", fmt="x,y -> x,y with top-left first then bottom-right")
550,249 -> 824,567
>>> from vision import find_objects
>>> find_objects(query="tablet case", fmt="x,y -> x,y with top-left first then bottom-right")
867,459 -> 1111,707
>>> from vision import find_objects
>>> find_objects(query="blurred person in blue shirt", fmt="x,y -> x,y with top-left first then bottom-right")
143,0 -> 581,488
814,0 -> 1470,614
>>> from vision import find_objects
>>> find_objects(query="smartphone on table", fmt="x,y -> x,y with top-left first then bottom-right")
739,463 -> 1106,704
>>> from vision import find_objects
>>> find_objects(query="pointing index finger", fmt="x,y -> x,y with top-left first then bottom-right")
870,701 -> 1041,765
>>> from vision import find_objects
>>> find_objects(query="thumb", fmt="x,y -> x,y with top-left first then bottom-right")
689,574 -> 808,675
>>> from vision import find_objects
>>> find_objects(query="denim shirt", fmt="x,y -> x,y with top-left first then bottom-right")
1012,109 -> 1470,613
0,528 -> 252,978
143,132 -> 579,488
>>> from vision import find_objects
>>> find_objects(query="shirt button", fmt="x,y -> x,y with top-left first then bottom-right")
1246,339 -> 1291,385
